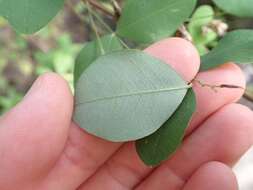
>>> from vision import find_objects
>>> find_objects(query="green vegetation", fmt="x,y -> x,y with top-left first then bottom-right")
1,0 -> 253,166
0,9 -> 82,114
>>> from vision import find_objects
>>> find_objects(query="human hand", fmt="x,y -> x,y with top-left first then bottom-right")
0,38 -> 252,190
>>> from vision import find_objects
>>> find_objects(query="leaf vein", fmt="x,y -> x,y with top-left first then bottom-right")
75,85 -> 190,105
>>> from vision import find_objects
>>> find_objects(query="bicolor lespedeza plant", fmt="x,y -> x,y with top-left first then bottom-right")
1,0 -> 253,166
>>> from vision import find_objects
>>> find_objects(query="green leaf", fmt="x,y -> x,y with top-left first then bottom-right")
213,0 -> 253,18
201,30 -> 253,71
116,0 -> 197,44
0,0 -> 65,34
74,34 -> 123,86
188,5 -> 217,46
74,50 -> 189,142
136,89 -> 196,166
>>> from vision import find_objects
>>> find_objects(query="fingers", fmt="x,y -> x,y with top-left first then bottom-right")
182,162 -> 238,190
136,162 -> 238,190
78,143 -> 149,190
42,37 -> 246,190
135,104 -> 253,190
0,73 -> 73,187
77,38 -> 247,190
43,37 -> 200,190
77,38 -> 201,190
41,123 -> 122,190
41,40 -> 200,190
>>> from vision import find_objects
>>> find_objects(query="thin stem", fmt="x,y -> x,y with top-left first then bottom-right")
89,8 -> 114,32
82,0 -> 115,18
194,79 -> 245,92
89,8 -> 130,49
117,37 -> 130,49
86,1 -> 105,55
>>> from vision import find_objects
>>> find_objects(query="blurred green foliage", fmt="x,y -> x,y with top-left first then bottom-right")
34,33 -> 81,89
0,11 -> 82,114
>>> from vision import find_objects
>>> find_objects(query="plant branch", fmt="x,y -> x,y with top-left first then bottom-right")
88,7 -> 113,32
82,0 -> 115,18
89,8 -> 130,49
193,79 -> 245,92
86,1 -> 105,55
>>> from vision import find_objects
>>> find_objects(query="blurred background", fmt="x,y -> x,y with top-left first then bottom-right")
0,0 -> 252,189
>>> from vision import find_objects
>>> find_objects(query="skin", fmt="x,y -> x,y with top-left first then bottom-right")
0,37 -> 252,190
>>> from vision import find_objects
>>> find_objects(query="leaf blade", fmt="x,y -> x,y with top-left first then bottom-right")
213,0 -> 253,18
76,86 -> 190,105
188,5 -> 217,45
0,0 -> 65,34
201,29 -> 253,71
74,34 -> 123,86
116,0 -> 197,44
136,88 -> 196,166
74,50 -> 188,142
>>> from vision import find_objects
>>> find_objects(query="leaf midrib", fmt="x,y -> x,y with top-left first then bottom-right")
75,85 -> 190,105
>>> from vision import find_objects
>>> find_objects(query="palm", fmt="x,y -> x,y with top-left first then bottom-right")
0,38 -> 252,190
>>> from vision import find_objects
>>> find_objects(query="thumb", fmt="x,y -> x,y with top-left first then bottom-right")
0,73 -> 73,187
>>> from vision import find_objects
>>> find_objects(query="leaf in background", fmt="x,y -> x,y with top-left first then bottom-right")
116,0 -> 197,44
0,0 -> 65,34
136,89 -> 196,166
201,30 -> 253,71
74,34 -> 123,86
189,5 -> 214,41
213,0 -> 253,18
74,50 -> 189,142
188,5 -> 217,55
